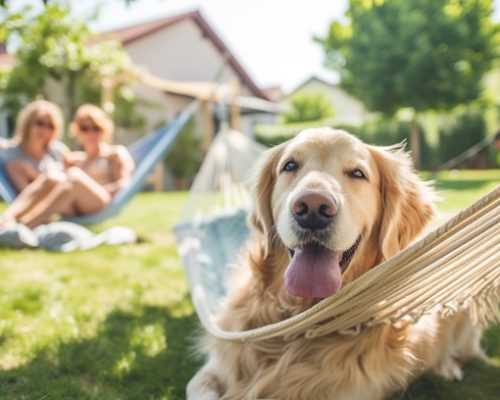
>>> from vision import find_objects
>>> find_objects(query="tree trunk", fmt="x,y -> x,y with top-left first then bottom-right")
409,113 -> 421,169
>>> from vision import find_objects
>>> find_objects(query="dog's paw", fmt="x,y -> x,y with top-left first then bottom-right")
433,358 -> 464,381
186,370 -> 223,400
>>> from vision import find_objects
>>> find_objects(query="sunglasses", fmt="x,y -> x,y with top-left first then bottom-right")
33,119 -> 55,131
78,124 -> 102,133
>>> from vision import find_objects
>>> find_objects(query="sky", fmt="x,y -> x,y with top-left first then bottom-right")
70,0 -> 349,92
8,0 -> 500,93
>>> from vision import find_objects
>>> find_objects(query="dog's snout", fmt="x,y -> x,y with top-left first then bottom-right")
291,191 -> 337,230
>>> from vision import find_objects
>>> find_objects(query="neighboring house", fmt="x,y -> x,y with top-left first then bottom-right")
286,76 -> 368,127
97,9 -> 278,142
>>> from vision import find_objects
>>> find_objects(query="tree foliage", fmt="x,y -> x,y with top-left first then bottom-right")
317,0 -> 499,114
0,2 -> 141,134
282,91 -> 335,123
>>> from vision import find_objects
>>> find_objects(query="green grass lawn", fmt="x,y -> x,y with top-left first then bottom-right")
0,170 -> 498,400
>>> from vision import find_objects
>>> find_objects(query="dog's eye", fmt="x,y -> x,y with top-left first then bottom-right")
282,160 -> 299,172
348,169 -> 366,180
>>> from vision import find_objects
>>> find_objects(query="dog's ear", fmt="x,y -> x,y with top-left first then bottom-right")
249,143 -> 286,254
370,146 -> 436,259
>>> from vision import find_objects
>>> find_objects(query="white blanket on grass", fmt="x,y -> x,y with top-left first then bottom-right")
0,221 -> 137,252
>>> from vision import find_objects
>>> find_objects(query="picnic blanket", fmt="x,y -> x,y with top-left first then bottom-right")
0,221 -> 137,252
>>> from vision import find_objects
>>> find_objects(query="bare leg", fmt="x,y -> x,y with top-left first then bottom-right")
5,160 -> 39,192
20,180 -> 76,228
65,167 -> 111,215
20,168 -> 111,228
1,172 -> 67,224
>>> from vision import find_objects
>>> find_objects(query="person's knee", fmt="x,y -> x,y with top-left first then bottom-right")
66,166 -> 86,182
44,171 -> 67,185
51,177 -> 74,195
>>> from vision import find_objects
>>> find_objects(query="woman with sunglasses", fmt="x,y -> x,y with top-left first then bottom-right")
1,100 -> 68,190
0,104 -> 134,228
0,100 -> 71,227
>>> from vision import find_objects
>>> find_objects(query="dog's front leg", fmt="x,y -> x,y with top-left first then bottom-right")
186,357 -> 226,400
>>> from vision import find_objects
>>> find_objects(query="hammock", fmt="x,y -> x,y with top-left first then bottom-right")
0,162 -> 16,204
0,100 -> 201,225
174,130 -> 500,342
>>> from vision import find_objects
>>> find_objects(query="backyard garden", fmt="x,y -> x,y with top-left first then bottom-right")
0,0 -> 499,399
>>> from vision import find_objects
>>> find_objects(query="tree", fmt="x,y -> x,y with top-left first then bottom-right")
282,91 -> 334,123
317,0 -> 499,166
0,2 -> 142,136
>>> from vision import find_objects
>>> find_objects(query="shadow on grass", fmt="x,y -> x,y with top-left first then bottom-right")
0,300 -> 205,400
1,301 -> 498,400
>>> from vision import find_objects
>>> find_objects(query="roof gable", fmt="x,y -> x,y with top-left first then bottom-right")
100,10 -> 269,100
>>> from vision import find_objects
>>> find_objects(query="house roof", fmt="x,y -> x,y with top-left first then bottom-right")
99,10 -> 269,100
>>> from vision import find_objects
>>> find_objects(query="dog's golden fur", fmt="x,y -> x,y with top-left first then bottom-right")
187,129 -> 484,400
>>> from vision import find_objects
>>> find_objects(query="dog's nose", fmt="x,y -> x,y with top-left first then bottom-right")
291,190 -> 337,230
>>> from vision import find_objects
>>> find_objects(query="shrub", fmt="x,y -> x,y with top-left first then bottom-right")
282,91 -> 334,123
358,117 -> 434,168
254,119 -> 330,147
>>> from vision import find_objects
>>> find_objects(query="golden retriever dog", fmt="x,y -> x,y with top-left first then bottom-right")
187,128 -> 484,400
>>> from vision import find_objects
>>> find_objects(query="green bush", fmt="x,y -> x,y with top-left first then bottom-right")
357,117 -> 434,168
253,117 -> 433,169
282,91 -> 335,123
438,108 -> 489,168
254,119 -> 331,147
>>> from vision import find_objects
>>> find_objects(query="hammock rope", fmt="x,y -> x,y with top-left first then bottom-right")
181,186 -> 499,342
174,127 -> 499,342
210,187 -> 500,340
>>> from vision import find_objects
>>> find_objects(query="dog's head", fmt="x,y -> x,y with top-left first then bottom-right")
250,128 -> 435,299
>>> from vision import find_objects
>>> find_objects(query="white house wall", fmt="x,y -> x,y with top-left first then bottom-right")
123,19 -> 261,136
291,79 -> 367,126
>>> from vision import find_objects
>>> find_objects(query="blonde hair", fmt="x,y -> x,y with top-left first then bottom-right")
70,104 -> 114,142
14,100 -> 64,144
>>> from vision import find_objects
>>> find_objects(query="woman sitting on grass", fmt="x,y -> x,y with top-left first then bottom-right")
0,104 -> 135,228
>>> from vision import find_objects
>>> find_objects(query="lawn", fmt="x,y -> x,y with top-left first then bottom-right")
0,170 -> 498,400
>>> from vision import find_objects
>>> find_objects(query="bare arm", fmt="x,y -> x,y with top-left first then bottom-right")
103,145 -> 135,196
5,160 -> 40,192
64,151 -> 85,169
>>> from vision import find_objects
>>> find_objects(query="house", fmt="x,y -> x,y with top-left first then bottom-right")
286,75 -> 368,126
97,9 -> 279,145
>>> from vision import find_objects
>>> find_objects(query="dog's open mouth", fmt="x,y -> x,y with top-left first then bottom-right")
285,237 -> 361,299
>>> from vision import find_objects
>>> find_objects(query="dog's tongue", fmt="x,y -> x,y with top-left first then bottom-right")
285,244 -> 341,298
